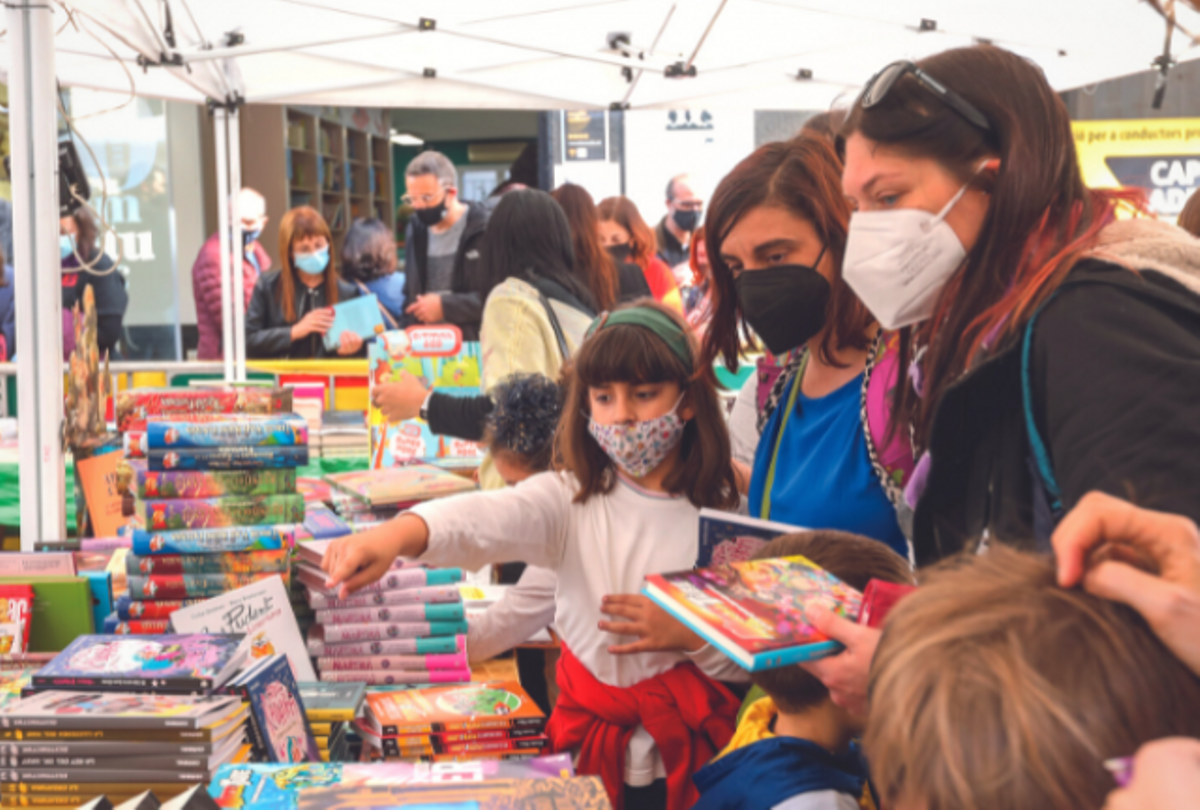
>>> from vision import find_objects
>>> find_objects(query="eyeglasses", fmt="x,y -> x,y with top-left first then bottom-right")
401,189 -> 448,207
860,60 -> 992,133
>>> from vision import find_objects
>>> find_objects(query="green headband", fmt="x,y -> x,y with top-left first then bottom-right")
585,307 -> 694,373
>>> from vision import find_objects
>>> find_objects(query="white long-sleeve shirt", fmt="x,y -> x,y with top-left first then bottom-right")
465,565 -> 558,663
411,470 -> 746,785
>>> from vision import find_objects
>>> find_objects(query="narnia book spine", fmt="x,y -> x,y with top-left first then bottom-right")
146,418 -> 308,450
319,669 -> 470,685
316,651 -> 467,671
125,550 -> 290,577
130,527 -> 291,556
147,447 -> 309,472
140,495 -> 305,531
319,620 -> 468,643
137,468 -> 297,500
314,602 -> 464,626
127,572 -> 288,600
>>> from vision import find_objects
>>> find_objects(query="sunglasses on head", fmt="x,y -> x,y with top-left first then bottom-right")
861,60 -> 992,133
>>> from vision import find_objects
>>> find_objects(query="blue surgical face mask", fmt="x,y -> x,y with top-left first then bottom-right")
243,228 -> 262,247
60,234 -> 76,260
294,246 -> 329,277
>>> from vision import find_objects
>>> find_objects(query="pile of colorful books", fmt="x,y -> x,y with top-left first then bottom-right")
323,465 -> 475,531
316,411 -> 370,461
355,681 -> 551,763
296,682 -> 364,763
296,545 -> 470,686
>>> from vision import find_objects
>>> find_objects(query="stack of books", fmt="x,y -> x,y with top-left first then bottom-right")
355,682 -> 550,763
288,387 -> 325,455
111,411 -> 311,634
317,412 -> 369,461
296,548 -> 470,686
323,465 -> 475,531
296,682 -> 364,763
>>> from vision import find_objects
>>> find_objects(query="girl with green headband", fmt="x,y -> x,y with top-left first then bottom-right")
325,300 -> 746,810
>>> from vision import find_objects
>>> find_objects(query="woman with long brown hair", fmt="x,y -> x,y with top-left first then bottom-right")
839,45 -> 1200,562
246,206 -> 362,358
597,196 -> 683,311
551,184 -> 650,308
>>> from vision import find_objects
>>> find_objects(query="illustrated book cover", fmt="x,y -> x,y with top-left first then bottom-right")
32,635 -> 246,692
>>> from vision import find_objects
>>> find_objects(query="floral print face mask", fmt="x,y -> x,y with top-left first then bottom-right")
587,395 -> 687,479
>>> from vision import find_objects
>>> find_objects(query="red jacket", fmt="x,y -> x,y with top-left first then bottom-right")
191,233 -> 270,360
548,645 -> 739,810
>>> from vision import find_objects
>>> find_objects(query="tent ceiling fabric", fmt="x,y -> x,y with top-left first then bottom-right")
13,0 -> 1200,109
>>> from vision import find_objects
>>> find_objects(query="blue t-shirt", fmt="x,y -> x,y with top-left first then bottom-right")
748,372 -> 908,558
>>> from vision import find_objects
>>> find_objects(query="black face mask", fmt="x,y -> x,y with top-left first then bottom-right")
415,200 -> 447,227
672,208 -> 700,233
734,245 -> 831,356
606,244 -> 633,263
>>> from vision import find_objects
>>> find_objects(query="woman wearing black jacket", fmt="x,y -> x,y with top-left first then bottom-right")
60,207 -> 128,359
246,206 -> 362,359
839,46 -> 1200,563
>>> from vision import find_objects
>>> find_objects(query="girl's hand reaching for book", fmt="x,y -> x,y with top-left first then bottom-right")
599,594 -> 706,655
323,515 -> 430,599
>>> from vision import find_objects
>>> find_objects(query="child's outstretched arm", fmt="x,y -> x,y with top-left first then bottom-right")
323,514 -> 429,598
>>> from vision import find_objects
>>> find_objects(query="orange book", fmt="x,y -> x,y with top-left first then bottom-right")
362,681 -> 545,737
77,451 -> 125,537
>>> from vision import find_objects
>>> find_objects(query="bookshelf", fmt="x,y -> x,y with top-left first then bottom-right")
240,104 -> 395,272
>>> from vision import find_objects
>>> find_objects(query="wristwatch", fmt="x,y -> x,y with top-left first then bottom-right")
419,390 -> 434,422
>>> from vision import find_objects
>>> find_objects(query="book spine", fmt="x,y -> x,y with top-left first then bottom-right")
0,754 -> 214,769
0,742 -> 216,756
437,726 -> 544,744
299,566 -> 454,596
146,417 -> 308,449
127,572 -> 288,599
116,388 -> 291,432
319,620 -> 468,643
125,549 -> 290,577
305,634 -> 464,658
306,585 -> 461,610
318,669 -> 470,685
316,651 -> 467,671
140,495 -> 306,531
0,768 -> 209,783
103,618 -> 171,635
138,468 -> 297,500
147,447 -> 309,472
131,526 -> 291,556
116,596 -> 205,620
29,674 -> 213,693
0,727 -> 218,743
314,602 -> 464,626
438,735 -> 548,756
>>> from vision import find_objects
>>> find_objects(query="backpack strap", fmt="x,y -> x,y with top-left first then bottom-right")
355,280 -> 400,331
536,289 -> 571,362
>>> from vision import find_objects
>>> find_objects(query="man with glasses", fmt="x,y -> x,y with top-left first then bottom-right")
400,151 -> 490,339
656,174 -> 703,275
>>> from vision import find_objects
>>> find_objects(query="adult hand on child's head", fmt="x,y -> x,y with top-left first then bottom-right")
599,594 -> 706,655
371,372 -> 430,423
1053,491 -> 1200,675
1103,737 -> 1200,810
797,604 -> 880,723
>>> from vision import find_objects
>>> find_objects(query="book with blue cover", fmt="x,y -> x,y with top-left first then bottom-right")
300,505 -> 351,541
695,509 -> 807,569
146,415 -> 308,450
148,447 -> 309,472
233,655 -> 319,764
323,294 -> 385,351
130,527 -> 292,556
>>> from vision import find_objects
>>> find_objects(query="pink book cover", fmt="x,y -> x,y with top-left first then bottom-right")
319,669 -> 471,685
307,585 -> 461,611
306,632 -> 465,659
314,603 -> 463,627
317,651 -> 468,672
0,553 -> 76,578
321,620 -> 467,644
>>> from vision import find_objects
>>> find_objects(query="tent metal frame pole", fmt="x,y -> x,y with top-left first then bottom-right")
227,106 -> 247,382
213,106 -> 235,382
9,0 -> 66,547
685,0 -> 730,72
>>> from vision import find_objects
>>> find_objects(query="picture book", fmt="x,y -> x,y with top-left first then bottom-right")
77,451 -> 126,539
314,602 -> 464,626
362,682 -> 545,736
318,669 -> 471,686
292,777 -> 610,810
643,555 -> 864,671
0,556 -> 75,580
116,596 -> 204,621
104,618 -> 171,635
367,327 -> 486,469
130,527 -> 292,557
0,708 -> 247,744
147,448 -> 308,472
305,584 -> 461,611
235,656 -> 319,764
125,551 -> 289,578
315,649 -> 467,672
323,464 -> 475,507
134,464 -> 297,500
294,683 -> 364,722
208,756 -> 574,810
32,635 -> 247,692
169,577 -> 316,683
145,416 -> 308,450
0,692 -> 243,731
318,620 -> 468,644
304,631 -> 462,659
140,495 -> 305,531
127,573 -> 288,601
322,294 -> 385,352
695,509 -> 807,569
116,388 -> 293,433
298,507 -> 350,542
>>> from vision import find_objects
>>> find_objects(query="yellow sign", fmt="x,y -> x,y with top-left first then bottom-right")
1072,118 -> 1200,222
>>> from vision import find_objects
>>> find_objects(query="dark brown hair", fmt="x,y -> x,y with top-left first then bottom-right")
555,300 -> 737,510
70,206 -> 99,261
842,46 -> 1142,447
552,184 -> 618,311
748,530 -> 913,713
597,196 -> 657,273
867,545 -> 1200,810
277,206 -> 339,323
1180,190 -> 1200,238
702,135 -> 874,372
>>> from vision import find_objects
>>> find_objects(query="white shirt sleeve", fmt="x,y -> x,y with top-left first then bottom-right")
466,566 -> 558,663
684,643 -> 751,683
772,790 -> 860,810
728,373 -> 761,467
410,471 -> 571,573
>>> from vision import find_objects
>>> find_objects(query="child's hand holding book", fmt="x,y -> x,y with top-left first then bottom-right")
599,594 -> 706,655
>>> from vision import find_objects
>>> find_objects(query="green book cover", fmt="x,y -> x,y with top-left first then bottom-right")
0,577 -> 95,653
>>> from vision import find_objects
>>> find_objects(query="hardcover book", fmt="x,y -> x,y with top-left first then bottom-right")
115,597 -> 204,621
32,635 -> 247,693
298,507 -> 351,542
294,683 -> 364,723
314,602 -> 464,626
0,692 -> 243,731
235,656 -> 319,764
148,448 -> 309,472
127,573 -> 288,601
324,464 -> 475,507
140,495 -> 305,531
145,416 -> 308,450
362,682 -> 545,737
318,620 -> 468,644
125,551 -> 289,577
304,631 -> 462,659
643,555 -> 864,671
116,388 -> 293,433
131,464 -> 297,501
169,577 -> 315,683
292,777 -> 610,810
130,527 -> 292,557
695,509 -> 807,569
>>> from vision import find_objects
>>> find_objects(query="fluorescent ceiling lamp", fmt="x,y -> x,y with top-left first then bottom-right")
390,132 -> 424,146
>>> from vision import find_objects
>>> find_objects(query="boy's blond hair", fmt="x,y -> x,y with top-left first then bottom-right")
867,545 -> 1200,810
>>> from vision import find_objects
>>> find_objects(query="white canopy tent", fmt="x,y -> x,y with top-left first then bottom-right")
6,0 -> 1199,544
